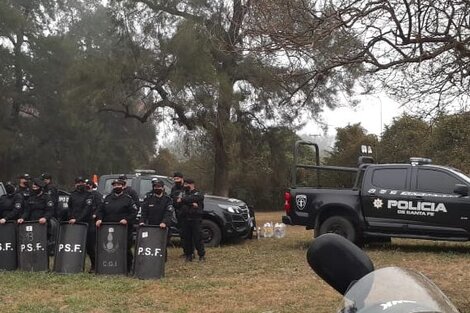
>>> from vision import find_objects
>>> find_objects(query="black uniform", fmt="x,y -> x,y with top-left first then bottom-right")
17,185 -> 30,203
123,187 -> 139,205
170,184 -> 184,225
180,189 -> 205,260
96,193 -> 138,272
0,192 -> 23,221
140,192 -> 173,226
68,189 -> 96,269
44,183 -> 59,219
22,192 -> 54,221
89,190 -> 103,218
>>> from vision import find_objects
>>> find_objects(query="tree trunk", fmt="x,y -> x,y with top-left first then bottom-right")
10,32 -> 24,126
212,76 -> 233,196
213,125 -> 230,196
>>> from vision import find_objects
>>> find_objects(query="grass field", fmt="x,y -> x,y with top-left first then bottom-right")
0,211 -> 469,313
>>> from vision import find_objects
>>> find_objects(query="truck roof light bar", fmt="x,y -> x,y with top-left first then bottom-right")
409,157 -> 432,165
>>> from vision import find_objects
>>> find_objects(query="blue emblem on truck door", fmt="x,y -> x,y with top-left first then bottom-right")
296,195 -> 307,210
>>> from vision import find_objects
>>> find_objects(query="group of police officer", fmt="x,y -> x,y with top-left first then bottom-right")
0,171 -> 206,274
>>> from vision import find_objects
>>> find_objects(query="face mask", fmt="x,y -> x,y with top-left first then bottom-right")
113,187 -> 123,194
184,186 -> 191,192
154,188 -> 163,195
77,185 -> 86,192
32,188 -> 41,195
175,181 -> 182,187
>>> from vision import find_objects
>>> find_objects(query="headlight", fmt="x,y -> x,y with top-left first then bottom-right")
218,204 -> 240,213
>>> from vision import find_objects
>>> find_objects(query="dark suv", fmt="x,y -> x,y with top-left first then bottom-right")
97,172 -> 254,247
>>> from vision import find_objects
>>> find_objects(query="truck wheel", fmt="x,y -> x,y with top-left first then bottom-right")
201,219 -> 222,247
319,216 -> 357,243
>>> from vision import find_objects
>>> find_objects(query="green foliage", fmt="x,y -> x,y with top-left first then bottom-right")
430,113 -> 470,172
324,124 -> 378,167
378,114 -> 431,163
0,2 -> 157,187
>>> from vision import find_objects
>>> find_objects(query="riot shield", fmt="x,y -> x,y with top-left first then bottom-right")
133,225 -> 168,279
18,221 -> 48,272
96,223 -> 127,275
0,221 -> 17,270
53,222 -> 87,274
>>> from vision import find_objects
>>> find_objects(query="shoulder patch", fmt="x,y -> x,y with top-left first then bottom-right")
47,201 -> 54,207
86,199 -> 93,205
15,202 -> 22,209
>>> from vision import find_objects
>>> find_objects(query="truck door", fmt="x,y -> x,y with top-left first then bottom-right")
361,166 -> 414,230
411,167 -> 470,236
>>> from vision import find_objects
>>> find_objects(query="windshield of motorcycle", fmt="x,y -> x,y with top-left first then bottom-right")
338,267 -> 460,313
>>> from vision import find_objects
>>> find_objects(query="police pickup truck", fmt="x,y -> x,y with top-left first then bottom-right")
98,171 -> 254,247
282,141 -> 470,245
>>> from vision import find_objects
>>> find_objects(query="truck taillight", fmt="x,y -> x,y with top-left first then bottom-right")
284,191 -> 292,214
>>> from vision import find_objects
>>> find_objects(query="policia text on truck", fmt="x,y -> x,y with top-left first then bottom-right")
282,141 -> 470,245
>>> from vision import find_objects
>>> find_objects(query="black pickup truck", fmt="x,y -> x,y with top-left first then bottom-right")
282,141 -> 470,245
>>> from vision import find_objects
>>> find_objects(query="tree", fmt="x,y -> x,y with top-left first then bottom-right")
249,0 -> 470,116
0,2 -> 157,186
430,112 -> 470,172
85,0 -> 364,196
324,124 -> 378,167
378,114 -> 432,163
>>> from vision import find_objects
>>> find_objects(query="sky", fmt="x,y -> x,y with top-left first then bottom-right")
298,92 -> 405,139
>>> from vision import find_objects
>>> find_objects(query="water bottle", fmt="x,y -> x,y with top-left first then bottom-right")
274,222 -> 286,238
263,222 -> 273,238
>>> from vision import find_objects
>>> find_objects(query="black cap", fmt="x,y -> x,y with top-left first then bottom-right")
118,174 -> 127,180
18,173 -> 31,180
111,178 -> 125,186
75,176 -> 86,183
173,172 -> 183,178
185,178 -> 195,185
41,173 -> 52,180
32,178 -> 46,188
152,179 -> 165,187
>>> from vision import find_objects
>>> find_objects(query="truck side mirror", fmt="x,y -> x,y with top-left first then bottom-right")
454,184 -> 469,196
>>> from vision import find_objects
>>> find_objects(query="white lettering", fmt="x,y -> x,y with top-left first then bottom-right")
387,201 -> 447,213
0,242 -> 13,251
137,247 -> 163,257
103,261 -> 117,267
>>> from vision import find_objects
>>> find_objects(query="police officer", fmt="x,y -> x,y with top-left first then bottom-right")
18,178 -> 54,225
170,172 -> 185,199
85,179 -> 103,219
170,172 -> 187,257
68,177 -> 96,272
170,173 -> 184,221
95,178 -> 138,273
177,178 -> 205,262
41,173 -> 59,219
16,173 -> 31,199
139,179 -> 173,228
0,182 -> 23,223
118,175 -> 139,204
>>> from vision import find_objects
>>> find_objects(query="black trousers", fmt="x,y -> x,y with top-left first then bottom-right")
182,218 -> 205,258
126,226 -> 133,272
86,225 -> 96,269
